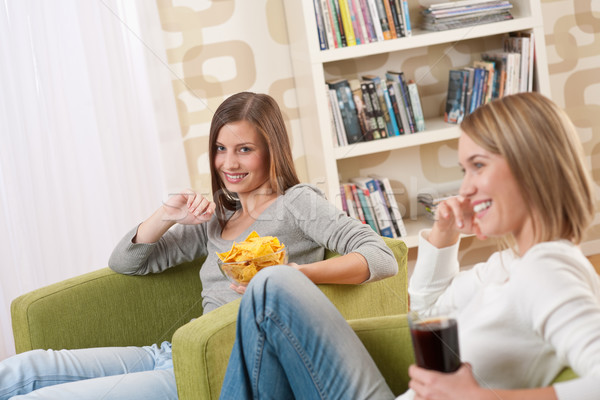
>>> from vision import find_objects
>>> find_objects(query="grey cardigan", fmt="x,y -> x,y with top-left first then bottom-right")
109,184 -> 397,313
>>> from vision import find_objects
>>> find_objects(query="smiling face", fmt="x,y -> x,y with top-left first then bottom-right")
458,132 -> 535,252
214,120 -> 273,198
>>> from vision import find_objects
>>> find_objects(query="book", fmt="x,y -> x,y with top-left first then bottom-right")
327,79 -> 364,144
385,75 -> 410,134
326,86 -> 340,146
348,0 -> 365,44
349,79 -> 372,140
328,87 -> 348,146
351,176 -> 395,238
331,0 -> 348,47
351,0 -> 370,44
366,0 -> 385,41
392,0 -> 406,37
338,0 -> 357,46
312,0 -> 329,50
362,75 -> 394,137
373,0 -> 393,40
385,82 -> 407,135
381,0 -> 397,39
472,60 -> 495,103
349,183 -> 367,224
357,188 -> 380,233
360,81 -> 384,140
325,0 -> 342,48
387,71 -> 416,133
400,0 -> 411,36
361,77 -> 389,138
387,0 -> 403,38
342,183 -> 360,220
358,0 -> 377,43
445,69 -> 468,124
321,0 -> 337,48
382,84 -> 401,136
481,52 -> 507,98
372,176 -> 407,237
407,80 -> 425,132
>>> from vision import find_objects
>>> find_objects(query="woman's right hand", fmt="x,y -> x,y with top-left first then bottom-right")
162,189 -> 216,225
428,196 -> 484,248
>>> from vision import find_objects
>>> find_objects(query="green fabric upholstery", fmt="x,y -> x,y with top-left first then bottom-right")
11,237 -> 408,400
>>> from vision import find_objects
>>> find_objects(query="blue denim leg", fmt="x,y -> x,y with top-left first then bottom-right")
0,342 -> 177,400
220,265 -> 395,400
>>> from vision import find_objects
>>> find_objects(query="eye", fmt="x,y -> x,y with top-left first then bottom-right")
216,145 -> 226,152
239,146 -> 252,153
473,162 -> 484,169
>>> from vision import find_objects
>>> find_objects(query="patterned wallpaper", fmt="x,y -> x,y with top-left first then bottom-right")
154,0 -> 600,267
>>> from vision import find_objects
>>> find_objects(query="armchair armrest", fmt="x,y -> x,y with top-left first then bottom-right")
11,260 -> 204,353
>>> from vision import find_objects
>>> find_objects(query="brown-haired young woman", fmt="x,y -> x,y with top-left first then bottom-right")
0,92 -> 396,399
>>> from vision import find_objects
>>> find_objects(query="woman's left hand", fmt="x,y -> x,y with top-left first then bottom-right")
409,364 -> 489,400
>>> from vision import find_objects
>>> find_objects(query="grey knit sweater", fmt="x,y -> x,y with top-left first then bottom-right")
108,184 -> 397,314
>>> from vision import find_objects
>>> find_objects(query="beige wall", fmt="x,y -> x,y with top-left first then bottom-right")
155,0 -> 600,264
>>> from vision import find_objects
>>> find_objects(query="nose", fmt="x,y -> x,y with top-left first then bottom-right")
223,151 -> 239,169
459,173 -> 475,198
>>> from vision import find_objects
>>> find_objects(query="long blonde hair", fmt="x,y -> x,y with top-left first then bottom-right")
460,92 -> 595,245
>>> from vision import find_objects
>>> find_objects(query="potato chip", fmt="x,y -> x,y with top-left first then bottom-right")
217,231 -> 286,285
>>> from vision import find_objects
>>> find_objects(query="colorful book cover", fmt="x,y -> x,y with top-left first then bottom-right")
338,0 -> 357,46
351,176 -> 394,238
357,188 -> 380,233
385,82 -> 406,135
362,79 -> 388,138
362,75 -> 392,137
445,69 -> 467,124
360,81 -> 383,140
373,0 -> 392,40
312,0 -> 328,50
366,0 -> 385,41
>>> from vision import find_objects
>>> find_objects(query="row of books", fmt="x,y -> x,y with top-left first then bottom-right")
341,175 -> 407,238
326,72 -> 425,147
421,0 -> 514,32
445,32 -> 534,124
312,0 -> 412,50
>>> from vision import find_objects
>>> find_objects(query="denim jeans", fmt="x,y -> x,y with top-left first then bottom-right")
0,341 -> 177,399
219,265 -> 395,400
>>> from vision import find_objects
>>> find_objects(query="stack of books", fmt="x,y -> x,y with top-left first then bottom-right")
341,175 -> 408,238
327,72 -> 425,147
312,0 -> 412,50
444,32 -> 534,124
417,192 -> 458,220
421,0 -> 513,32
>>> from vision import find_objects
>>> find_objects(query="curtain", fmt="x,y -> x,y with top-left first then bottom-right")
0,0 -> 188,360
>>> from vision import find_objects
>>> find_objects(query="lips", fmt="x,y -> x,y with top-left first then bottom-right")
224,172 -> 247,183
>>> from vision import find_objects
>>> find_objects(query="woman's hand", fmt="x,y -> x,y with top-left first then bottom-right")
428,196 -> 485,248
162,189 -> 215,225
409,364 -> 489,400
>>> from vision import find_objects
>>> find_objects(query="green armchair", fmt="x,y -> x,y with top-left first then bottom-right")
11,237 -> 410,399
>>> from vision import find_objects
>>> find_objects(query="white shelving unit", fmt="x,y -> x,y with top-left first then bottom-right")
283,0 -> 550,248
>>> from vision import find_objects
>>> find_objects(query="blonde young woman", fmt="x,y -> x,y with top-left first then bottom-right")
0,92 -> 396,399
219,92 -> 600,400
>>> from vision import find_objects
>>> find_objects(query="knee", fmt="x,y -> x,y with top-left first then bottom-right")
248,264 -> 300,293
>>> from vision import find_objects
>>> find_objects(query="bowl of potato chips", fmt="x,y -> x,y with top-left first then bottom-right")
217,231 -> 287,286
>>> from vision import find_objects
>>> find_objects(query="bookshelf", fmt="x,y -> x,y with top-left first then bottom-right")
283,0 -> 551,248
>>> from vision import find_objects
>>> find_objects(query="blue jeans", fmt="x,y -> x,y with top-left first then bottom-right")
0,341 -> 177,399
219,265 -> 395,400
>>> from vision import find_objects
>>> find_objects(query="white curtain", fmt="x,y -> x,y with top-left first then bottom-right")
0,0 -> 189,360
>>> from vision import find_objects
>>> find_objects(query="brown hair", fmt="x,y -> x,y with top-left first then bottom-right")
460,92 -> 595,245
208,92 -> 300,227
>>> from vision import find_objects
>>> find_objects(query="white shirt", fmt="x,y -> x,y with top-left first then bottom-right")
403,231 -> 600,400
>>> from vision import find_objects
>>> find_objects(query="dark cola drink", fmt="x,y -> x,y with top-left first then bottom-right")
409,317 -> 460,372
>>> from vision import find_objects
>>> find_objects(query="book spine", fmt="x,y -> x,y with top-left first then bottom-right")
364,179 -> 394,238
350,184 -> 367,224
357,188 -> 380,233
364,81 -> 388,138
326,85 -> 340,146
374,0 -> 392,40
375,176 -> 407,237
392,0 -> 405,37
445,70 -> 465,124
401,0 -> 411,36
312,0 -> 329,50
387,0 -> 403,38
360,81 -> 381,140
328,88 -> 348,146
351,81 -> 372,140
382,0 -> 397,39
338,0 -> 357,46
340,185 -> 349,215
347,0 -> 365,44
385,82 -> 405,135
382,84 -> 401,136
407,80 -> 425,132
358,0 -> 377,43
398,73 -> 416,133
343,184 -> 359,220
368,179 -> 395,238
351,0 -> 370,45
320,0 -> 337,48
366,0 -> 385,41
331,0 -> 348,47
